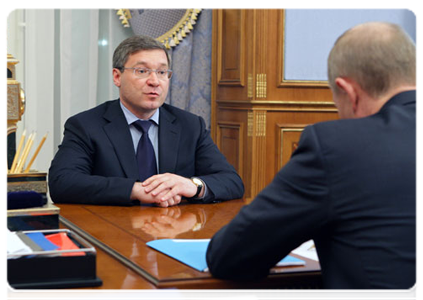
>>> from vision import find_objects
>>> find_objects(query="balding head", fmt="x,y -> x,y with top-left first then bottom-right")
328,22 -> 415,99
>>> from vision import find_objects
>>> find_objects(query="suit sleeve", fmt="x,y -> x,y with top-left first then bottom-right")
188,116 -> 244,203
48,116 -> 136,205
206,126 -> 330,280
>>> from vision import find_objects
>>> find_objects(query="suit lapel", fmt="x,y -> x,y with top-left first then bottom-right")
103,100 -> 139,179
158,105 -> 180,174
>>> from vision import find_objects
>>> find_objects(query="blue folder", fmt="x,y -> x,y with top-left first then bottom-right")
25,232 -> 59,251
147,239 -> 305,272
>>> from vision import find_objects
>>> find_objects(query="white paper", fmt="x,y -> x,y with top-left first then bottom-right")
7,230 -> 33,258
292,240 -> 319,261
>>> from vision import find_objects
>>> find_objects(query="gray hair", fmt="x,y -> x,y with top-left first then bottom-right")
328,22 -> 415,98
112,35 -> 171,70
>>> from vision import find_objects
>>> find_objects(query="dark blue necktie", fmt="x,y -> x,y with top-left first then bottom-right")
133,120 -> 157,182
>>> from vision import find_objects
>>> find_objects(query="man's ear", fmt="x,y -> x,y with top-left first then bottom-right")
112,68 -> 122,88
335,77 -> 359,113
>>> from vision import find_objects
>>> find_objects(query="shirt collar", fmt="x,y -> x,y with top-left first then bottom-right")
119,101 -> 160,125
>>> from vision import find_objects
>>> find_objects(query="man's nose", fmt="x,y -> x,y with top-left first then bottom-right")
146,71 -> 160,86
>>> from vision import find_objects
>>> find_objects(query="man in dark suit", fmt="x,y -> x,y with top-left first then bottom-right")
49,35 -> 244,207
206,22 -> 415,289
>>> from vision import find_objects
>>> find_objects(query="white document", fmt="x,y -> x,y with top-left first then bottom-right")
292,240 -> 319,261
7,230 -> 32,257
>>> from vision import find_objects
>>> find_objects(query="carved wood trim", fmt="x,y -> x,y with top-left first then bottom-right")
215,99 -> 337,112
251,110 -> 267,197
216,121 -> 244,177
276,124 -> 305,169
216,10 -> 246,86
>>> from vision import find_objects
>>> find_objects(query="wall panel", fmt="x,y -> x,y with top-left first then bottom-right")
212,9 -> 340,201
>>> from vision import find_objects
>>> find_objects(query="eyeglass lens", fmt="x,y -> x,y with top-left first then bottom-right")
133,68 -> 172,79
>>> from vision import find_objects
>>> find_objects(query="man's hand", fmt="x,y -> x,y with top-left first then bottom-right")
130,182 -> 181,207
142,173 -> 204,202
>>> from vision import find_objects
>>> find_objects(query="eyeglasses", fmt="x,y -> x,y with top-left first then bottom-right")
122,67 -> 173,80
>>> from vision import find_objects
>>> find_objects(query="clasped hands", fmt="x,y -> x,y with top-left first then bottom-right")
130,173 -> 203,207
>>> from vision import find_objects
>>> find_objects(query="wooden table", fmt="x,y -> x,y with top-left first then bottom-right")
57,199 -> 322,289
78,239 -> 156,289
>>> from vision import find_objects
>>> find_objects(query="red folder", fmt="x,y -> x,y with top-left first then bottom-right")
45,232 -> 85,256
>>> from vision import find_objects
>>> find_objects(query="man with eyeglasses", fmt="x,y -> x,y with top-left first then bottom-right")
49,35 -> 244,207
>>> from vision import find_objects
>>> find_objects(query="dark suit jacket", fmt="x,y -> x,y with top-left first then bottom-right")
48,100 -> 244,205
206,91 -> 415,289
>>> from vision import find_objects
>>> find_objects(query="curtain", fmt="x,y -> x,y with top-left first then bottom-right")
166,10 -> 212,128
9,9 -> 104,172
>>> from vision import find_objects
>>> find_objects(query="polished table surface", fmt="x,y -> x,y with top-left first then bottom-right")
57,199 -> 321,289
79,238 -> 156,289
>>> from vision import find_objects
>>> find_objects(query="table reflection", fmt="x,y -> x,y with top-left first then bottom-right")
129,206 -> 206,239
